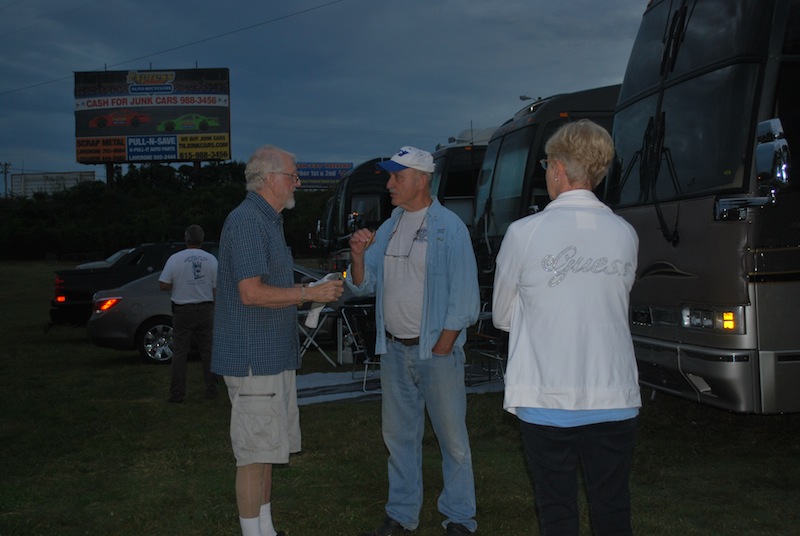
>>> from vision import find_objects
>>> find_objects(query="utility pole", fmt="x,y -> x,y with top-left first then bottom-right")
1,162 -> 10,197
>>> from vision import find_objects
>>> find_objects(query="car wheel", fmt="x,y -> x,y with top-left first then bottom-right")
131,117 -> 140,127
165,122 -> 175,132
96,118 -> 107,128
137,317 -> 173,363
199,120 -> 208,130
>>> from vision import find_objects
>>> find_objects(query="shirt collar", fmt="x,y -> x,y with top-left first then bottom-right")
246,191 -> 283,223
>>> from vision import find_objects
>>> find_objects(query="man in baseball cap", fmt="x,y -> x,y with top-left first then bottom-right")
347,145 -> 480,536
377,146 -> 436,173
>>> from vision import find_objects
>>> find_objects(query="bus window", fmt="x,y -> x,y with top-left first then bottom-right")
527,120 -> 564,214
447,149 -> 484,225
776,63 -> 799,182
620,0 -> 771,103
474,141 -> 500,231
489,127 -> 536,236
612,63 -> 758,207
350,193 -> 384,230
442,149 -> 485,197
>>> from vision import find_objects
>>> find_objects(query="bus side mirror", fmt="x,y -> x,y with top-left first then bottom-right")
756,118 -> 791,198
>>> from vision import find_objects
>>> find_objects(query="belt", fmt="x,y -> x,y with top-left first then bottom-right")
385,331 -> 420,346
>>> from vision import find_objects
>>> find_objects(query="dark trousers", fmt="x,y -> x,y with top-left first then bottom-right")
170,302 -> 217,399
520,417 -> 638,536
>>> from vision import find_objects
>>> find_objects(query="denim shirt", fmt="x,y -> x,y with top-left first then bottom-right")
347,198 -> 479,359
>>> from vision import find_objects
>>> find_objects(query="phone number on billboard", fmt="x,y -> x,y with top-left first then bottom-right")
179,151 -> 230,160
178,96 -> 220,105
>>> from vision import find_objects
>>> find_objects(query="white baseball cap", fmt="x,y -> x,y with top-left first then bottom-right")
377,146 -> 435,173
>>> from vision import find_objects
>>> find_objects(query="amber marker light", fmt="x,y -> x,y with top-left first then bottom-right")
95,298 -> 121,313
722,311 -> 735,330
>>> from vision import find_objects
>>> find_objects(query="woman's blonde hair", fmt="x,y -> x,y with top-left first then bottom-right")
544,119 -> 614,188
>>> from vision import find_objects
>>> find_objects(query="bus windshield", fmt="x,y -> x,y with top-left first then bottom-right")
477,127 -> 536,237
610,63 -> 759,207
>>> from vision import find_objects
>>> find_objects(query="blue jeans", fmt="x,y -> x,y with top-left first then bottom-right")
380,340 -> 477,532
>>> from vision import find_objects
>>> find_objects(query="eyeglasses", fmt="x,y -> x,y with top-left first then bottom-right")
384,213 -> 426,260
274,171 -> 301,183
384,228 -> 424,259
539,158 -> 549,170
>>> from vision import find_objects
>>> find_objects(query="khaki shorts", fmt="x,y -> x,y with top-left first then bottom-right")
224,370 -> 301,466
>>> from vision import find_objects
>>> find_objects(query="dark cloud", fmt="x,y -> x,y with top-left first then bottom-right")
0,0 -> 644,187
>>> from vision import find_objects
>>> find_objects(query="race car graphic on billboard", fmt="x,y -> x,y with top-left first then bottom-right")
156,113 -> 220,132
74,68 -> 231,164
88,110 -> 152,129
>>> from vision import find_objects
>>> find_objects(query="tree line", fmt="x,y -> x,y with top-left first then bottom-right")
0,162 -> 331,263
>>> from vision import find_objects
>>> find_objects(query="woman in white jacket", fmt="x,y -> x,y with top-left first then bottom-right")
493,119 -> 640,536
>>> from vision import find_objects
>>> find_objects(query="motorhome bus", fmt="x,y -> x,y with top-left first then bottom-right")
314,157 -> 392,272
431,126 -> 496,230
605,0 -> 799,413
316,133 -> 496,272
472,85 -> 620,287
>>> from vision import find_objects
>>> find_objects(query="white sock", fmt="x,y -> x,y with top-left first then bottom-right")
260,502 -> 278,536
239,516 -> 261,536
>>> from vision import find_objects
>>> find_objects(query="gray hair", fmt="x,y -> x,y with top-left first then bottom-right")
184,224 -> 204,246
245,145 -> 297,192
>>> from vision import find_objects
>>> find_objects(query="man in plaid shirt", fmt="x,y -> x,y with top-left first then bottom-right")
212,145 -> 343,536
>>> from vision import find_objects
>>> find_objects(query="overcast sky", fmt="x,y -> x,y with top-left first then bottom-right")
0,0 -> 645,189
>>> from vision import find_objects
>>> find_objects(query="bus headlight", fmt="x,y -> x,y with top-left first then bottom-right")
681,306 -> 744,334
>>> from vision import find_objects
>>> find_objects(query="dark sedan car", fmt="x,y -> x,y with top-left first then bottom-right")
87,264 -> 337,363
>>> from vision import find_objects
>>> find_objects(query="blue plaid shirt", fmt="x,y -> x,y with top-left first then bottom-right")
211,191 -> 300,376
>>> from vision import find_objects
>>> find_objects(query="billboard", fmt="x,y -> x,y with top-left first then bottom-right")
74,68 -> 231,164
296,162 -> 353,190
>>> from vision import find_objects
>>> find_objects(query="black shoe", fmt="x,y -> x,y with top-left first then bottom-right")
167,395 -> 184,404
361,516 -> 413,536
445,522 -> 474,536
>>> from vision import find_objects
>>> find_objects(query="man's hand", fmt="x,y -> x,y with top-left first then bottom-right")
307,279 -> 344,303
349,228 -> 374,257
432,329 -> 459,356
348,229 -> 373,286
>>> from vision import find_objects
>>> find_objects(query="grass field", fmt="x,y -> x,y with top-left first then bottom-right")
1,261 -> 799,535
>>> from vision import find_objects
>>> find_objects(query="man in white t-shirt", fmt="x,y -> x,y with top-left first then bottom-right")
347,146 -> 480,536
159,224 -> 219,403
